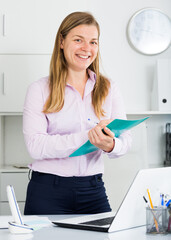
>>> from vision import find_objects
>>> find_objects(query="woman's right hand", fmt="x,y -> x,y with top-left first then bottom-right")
88,119 -> 115,152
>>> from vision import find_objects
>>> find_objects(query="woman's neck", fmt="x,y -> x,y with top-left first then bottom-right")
66,69 -> 88,98
66,69 -> 88,86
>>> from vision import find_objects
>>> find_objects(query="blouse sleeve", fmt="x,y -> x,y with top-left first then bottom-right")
23,81 -> 88,160
105,80 -> 132,158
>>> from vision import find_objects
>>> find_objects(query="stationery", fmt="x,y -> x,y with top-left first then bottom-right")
147,189 -> 159,232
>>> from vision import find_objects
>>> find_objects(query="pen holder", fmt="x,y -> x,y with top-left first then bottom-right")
146,206 -> 167,234
167,207 -> 171,233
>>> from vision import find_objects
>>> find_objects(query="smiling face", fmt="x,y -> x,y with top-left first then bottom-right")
60,24 -> 99,73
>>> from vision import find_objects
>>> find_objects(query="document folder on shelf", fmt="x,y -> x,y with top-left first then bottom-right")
69,117 -> 149,157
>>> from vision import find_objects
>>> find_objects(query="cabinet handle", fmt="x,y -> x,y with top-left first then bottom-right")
2,73 -> 6,95
3,14 -> 6,36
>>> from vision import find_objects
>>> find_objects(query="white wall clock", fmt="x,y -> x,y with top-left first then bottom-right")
127,8 -> 171,55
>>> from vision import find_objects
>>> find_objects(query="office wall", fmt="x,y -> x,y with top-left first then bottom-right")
87,0 -> 171,111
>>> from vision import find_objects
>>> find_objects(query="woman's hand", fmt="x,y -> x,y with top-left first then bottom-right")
88,119 -> 115,152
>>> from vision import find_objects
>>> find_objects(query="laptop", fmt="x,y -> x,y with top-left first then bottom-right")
52,167 -> 171,232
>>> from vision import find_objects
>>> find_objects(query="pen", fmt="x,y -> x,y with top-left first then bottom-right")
160,194 -> 164,206
166,199 -> 171,207
87,119 -> 108,135
143,196 -> 159,221
147,189 -> 154,208
87,118 -> 98,127
143,196 -> 160,232
147,189 -> 159,232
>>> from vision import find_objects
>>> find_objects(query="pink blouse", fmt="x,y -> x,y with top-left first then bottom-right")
23,70 -> 132,176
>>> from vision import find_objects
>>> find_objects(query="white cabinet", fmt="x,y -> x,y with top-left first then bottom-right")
0,168 -> 29,215
127,112 -> 171,168
0,0 -> 87,54
0,54 -> 51,112
0,0 -> 59,54
0,202 -> 25,215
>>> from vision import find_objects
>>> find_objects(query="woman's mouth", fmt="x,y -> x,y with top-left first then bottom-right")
76,54 -> 90,59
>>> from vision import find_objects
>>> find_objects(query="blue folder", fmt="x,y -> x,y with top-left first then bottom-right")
69,117 -> 149,157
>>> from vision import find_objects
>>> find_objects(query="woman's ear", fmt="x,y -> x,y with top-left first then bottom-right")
60,34 -> 64,49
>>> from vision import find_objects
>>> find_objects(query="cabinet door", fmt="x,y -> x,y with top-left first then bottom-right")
0,172 -> 29,201
0,54 -> 51,112
0,0 -> 74,53
0,202 -> 25,215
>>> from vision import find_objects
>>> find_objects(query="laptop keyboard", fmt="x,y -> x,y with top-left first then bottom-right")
80,216 -> 115,226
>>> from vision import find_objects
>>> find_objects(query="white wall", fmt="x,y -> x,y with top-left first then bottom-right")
87,0 -> 171,111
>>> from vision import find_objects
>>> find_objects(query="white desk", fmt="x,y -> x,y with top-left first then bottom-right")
0,215 -> 170,240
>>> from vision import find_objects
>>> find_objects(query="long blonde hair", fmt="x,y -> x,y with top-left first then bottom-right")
43,11 -> 110,119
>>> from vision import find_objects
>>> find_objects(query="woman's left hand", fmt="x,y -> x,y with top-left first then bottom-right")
88,120 -> 115,152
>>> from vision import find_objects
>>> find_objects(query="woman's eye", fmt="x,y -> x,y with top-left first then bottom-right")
91,41 -> 98,45
75,39 -> 81,42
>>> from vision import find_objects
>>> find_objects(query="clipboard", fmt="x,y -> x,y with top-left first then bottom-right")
69,117 -> 149,157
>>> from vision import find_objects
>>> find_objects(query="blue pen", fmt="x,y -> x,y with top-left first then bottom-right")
166,199 -> 171,207
87,118 -> 98,125
160,194 -> 164,206
87,118 -> 108,135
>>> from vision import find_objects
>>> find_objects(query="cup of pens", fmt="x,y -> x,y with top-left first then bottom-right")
166,200 -> 171,233
146,206 -> 168,234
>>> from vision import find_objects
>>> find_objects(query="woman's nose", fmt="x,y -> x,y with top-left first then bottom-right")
81,41 -> 90,51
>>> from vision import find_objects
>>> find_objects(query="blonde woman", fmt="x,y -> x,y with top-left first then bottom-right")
23,12 -> 132,215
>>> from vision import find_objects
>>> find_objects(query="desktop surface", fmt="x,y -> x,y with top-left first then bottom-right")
0,215 -> 171,240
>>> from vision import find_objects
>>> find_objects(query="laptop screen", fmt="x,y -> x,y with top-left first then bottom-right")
109,167 -> 171,232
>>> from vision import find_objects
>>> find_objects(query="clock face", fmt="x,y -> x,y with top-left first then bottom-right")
127,8 -> 171,55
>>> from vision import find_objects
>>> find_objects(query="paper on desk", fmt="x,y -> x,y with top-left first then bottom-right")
69,117 -> 149,157
24,216 -> 52,230
0,216 -> 52,230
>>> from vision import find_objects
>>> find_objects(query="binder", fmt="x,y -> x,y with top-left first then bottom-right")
69,117 -> 149,157
165,123 -> 171,166
151,59 -> 171,111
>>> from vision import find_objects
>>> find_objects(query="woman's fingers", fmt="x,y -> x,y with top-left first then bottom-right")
97,119 -> 112,129
88,125 -> 115,152
102,127 -> 115,138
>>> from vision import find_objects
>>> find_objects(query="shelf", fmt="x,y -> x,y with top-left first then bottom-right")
0,165 -> 29,173
127,111 -> 171,115
0,112 -> 23,116
0,111 -> 171,116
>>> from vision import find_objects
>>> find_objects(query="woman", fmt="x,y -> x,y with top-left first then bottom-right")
23,11 -> 132,215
